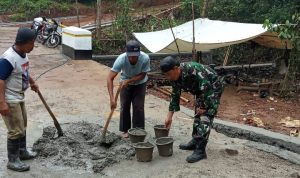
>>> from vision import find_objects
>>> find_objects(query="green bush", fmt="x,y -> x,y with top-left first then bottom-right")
92,38 -> 126,55
1,0 -> 73,20
207,0 -> 299,23
10,13 -> 26,22
57,2 -> 71,12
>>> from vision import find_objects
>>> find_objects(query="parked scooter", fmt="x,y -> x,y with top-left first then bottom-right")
35,19 -> 61,48
31,17 -> 47,33
44,19 -> 61,48
32,17 -> 50,43
35,21 -> 48,43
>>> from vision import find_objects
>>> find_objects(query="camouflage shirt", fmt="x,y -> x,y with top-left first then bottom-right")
169,62 -> 224,117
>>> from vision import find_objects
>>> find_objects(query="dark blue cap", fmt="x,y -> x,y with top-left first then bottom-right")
15,27 -> 36,44
126,40 -> 140,57
160,56 -> 180,73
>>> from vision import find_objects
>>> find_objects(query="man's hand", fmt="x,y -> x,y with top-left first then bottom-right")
30,82 -> 39,93
196,107 -> 206,116
0,102 -> 9,116
121,80 -> 131,89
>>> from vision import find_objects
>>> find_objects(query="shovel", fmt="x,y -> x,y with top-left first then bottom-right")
100,85 -> 121,143
37,90 -> 64,137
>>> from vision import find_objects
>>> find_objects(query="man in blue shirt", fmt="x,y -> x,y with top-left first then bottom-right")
107,40 -> 150,138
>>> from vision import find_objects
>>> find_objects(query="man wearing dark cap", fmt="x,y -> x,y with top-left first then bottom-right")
160,56 -> 224,163
0,27 -> 38,171
107,40 -> 150,138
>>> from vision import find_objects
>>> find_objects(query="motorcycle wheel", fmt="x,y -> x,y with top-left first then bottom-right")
36,32 -> 44,43
46,34 -> 61,48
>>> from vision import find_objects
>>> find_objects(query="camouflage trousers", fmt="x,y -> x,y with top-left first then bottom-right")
192,93 -> 222,140
192,115 -> 213,141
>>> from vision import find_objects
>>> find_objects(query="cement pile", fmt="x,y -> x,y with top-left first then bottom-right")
33,122 -> 135,173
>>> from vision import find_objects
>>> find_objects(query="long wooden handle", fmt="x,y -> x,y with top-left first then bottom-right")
102,86 -> 121,138
37,90 -> 64,136
102,109 -> 115,138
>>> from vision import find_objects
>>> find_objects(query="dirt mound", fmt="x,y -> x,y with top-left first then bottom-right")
33,122 -> 135,173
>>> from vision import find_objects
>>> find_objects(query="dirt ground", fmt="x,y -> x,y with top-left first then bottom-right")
60,2 -> 179,27
149,86 -> 300,136
0,27 -> 299,178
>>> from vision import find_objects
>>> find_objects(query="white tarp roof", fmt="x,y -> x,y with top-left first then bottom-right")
133,18 -> 291,53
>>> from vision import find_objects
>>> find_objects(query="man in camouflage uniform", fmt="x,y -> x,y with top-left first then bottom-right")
160,56 -> 224,163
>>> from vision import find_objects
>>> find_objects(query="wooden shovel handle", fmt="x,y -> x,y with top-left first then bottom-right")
102,85 -> 121,137
37,90 -> 64,136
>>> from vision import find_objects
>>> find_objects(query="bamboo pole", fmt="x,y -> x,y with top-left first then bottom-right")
168,18 -> 181,58
165,88 -> 190,103
153,86 -> 190,103
192,2 -> 196,61
201,0 -> 209,17
96,0 -> 101,39
223,46 -> 231,66
76,0 -> 80,27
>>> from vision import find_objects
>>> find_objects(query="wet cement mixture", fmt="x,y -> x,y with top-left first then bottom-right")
129,129 -> 147,136
33,122 -> 135,173
154,125 -> 166,129
156,137 -> 173,145
133,142 -> 154,148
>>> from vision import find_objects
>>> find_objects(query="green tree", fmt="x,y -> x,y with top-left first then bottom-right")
114,0 -> 134,41
207,0 -> 299,23
179,0 -> 203,20
264,12 -> 300,96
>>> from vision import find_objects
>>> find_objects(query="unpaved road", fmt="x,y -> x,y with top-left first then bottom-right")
0,27 -> 299,178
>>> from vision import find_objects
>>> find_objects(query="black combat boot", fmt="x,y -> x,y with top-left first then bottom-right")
179,139 -> 197,150
7,138 -> 30,172
186,140 -> 208,163
19,134 -> 37,160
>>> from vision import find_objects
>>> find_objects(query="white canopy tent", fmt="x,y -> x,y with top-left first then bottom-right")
133,18 -> 291,53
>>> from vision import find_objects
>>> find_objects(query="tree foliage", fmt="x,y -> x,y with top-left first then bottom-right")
93,0 -> 180,54
264,13 -> 300,95
0,0 -> 71,21
207,0 -> 299,23
178,1 -> 298,62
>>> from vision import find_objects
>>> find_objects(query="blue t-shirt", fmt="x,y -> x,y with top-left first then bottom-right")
111,51 -> 150,85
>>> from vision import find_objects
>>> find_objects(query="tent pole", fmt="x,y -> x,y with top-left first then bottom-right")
168,18 -> 181,58
192,1 -> 198,116
192,2 -> 196,61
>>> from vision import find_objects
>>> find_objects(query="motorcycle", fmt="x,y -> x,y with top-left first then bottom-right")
44,19 -> 61,48
35,19 -> 61,48
32,17 -> 51,43
31,16 -> 47,34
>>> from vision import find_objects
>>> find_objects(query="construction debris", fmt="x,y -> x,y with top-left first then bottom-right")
244,117 -> 265,127
153,86 -> 190,103
289,129 -> 299,137
279,117 -> 300,128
